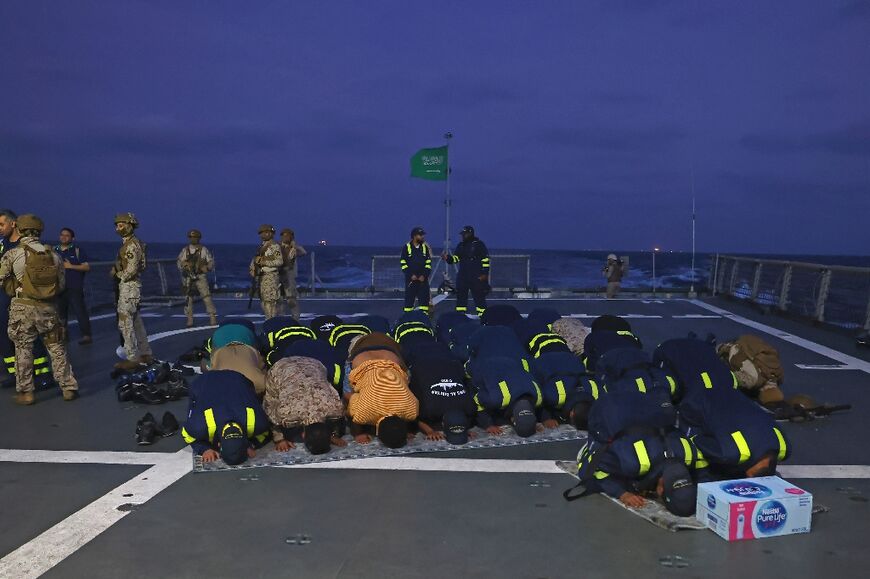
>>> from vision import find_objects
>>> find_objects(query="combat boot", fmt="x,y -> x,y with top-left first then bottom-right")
114,359 -> 142,372
62,390 -> 79,401
139,354 -> 154,365
186,316 -> 194,328
15,392 -> 35,405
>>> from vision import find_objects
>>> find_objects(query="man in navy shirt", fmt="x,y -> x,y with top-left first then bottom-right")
55,227 -> 92,344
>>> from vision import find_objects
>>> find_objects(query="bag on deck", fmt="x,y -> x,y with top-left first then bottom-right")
725,335 -> 784,387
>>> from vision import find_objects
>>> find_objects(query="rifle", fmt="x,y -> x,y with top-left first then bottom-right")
247,269 -> 261,310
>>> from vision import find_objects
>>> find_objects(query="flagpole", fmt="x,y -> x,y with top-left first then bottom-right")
443,131 -> 453,281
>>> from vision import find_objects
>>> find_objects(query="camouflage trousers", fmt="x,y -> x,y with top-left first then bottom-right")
279,273 -> 300,320
606,282 -> 621,299
184,276 -> 217,320
8,300 -> 78,393
260,271 -> 281,320
118,281 -> 153,361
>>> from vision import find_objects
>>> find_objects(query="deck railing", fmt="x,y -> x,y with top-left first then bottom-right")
709,254 -> 870,330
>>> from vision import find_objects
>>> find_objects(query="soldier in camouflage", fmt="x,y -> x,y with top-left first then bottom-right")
0,214 -> 79,405
249,224 -> 283,321
278,228 -> 306,320
112,212 -> 153,370
177,229 -> 217,327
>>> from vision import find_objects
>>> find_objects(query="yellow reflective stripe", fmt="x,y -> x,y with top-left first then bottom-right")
33,357 -> 47,365
701,372 -> 713,389
635,377 -> 646,393
589,379 -> 600,400
680,437 -> 692,467
455,306 -> 467,312
246,407 -> 255,439
498,380 -> 511,408
474,393 -> 484,411
732,371 -> 739,389
594,470 -> 609,480
3,356 -> 14,363
181,427 -> 196,444
268,332 -> 276,348
521,359 -> 529,372
616,330 -> 634,337
534,382 -> 542,407
666,375 -> 676,395
406,243 -> 412,254
773,428 -> 787,461
633,440 -> 651,476
397,325 -> 432,340
35,368 -> 50,375
255,431 -> 269,444
333,364 -> 341,386
731,431 -> 751,463
204,408 -> 217,443
533,338 -> 564,358
7,367 -> 14,374
555,380 -> 566,407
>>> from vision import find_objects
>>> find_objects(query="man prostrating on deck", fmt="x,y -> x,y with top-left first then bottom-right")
181,370 -> 271,465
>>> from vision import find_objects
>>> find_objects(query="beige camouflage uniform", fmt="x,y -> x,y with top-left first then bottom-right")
279,240 -> 306,319
0,236 -> 78,394
177,242 -> 217,326
115,233 -> 152,361
250,239 -> 283,320
263,356 -> 344,442
551,318 -> 591,355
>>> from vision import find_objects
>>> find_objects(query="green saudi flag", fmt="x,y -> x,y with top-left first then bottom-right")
410,146 -> 448,180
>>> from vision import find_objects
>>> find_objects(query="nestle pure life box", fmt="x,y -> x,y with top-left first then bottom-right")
695,476 -> 812,541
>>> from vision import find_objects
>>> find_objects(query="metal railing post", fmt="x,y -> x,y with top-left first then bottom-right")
728,259 -> 739,295
310,252 -> 316,294
371,257 -> 376,291
815,269 -> 832,322
157,262 -> 168,296
751,262 -> 763,301
864,290 -> 870,331
779,265 -> 792,311
711,254 -> 720,294
526,256 -> 531,290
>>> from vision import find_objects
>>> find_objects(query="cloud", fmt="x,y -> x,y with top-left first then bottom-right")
739,122 -> 870,155
536,125 -> 686,152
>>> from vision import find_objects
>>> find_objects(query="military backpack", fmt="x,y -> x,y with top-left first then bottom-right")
21,244 -> 60,300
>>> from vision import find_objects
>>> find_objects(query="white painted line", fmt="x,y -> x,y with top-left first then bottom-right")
146,326 -> 217,342
672,314 -> 722,319
779,465 -> 870,479
795,364 -> 856,371
0,449 -> 177,465
567,314 -> 662,319
286,457 -> 565,474
0,448 -> 192,579
690,300 -> 870,375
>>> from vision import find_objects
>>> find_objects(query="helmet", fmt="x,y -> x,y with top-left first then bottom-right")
280,228 -> 295,236
16,214 -> 44,233
258,224 -> 275,234
114,212 -> 139,227
411,226 -> 426,237
607,254 -> 617,261
188,229 -> 202,239
460,225 -> 475,236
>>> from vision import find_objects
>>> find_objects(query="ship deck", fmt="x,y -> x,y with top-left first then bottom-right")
2,295 -> 869,579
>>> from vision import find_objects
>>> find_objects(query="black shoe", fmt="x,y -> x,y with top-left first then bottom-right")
160,412 -> 179,437
117,382 -> 136,402
166,378 -> 189,401
133,383 -> 166,405
136,413 -> 158,445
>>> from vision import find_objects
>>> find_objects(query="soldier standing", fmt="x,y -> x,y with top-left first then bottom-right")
250,224 -> 284,321
177,229 -> 218,327
0,214 -> 79,405
112,212 -> 153,370
278,228 -> 306,319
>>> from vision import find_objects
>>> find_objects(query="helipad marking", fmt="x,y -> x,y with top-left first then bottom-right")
0,448 -> 192,579
795,364 -> 855,371
0,449 -> 179,465
690,300 -> 870,375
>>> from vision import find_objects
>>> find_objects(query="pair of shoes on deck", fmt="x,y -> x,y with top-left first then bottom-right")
136,411 -> 179,445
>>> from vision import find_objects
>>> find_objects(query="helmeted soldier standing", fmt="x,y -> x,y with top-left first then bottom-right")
112,212 -> 152,370
0,214 -> 79,405
278,228 -> 306,320
442,225 -> 490,316
250,224 -> 284,321
177,229 -> 218,327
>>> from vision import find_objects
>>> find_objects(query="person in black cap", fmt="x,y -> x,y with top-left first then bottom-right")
409,355 -> 475,442
471,356 -> 541,437
400,227 -> 433,314
442,225 -> 490,317
181,370 -> 271,464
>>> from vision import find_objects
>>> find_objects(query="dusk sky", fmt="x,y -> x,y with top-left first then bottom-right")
1,1 -> 868,254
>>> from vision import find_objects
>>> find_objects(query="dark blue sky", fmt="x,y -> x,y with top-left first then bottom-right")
1,1 -> 868,254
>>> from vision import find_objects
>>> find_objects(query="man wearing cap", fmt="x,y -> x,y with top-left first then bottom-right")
400,227 -> 433,314
442,225 -> 490,317
470,356 -> 542,437
181,369 -> 271,464
603,254 -> 624,299
250,224 -> 284,321
0,214 -> 79,405
177,229 -> 218,327
278,228 -> 306,319
112,212 -> 153,370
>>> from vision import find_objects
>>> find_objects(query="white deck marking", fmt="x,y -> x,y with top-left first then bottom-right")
794,364 -> 855,371
778,465 -> 870,479
672,314 -> 722,319
690,300 -> 870,375
0,449 -> 179,465
286,457 -> 565,474
0,448 -> 192,579
566,314 -> 663,319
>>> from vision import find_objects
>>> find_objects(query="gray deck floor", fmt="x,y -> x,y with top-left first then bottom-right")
2,295 -> 870,578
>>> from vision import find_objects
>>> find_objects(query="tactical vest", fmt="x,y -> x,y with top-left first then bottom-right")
10,244 -> 60,300
116,237 -> 147,278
